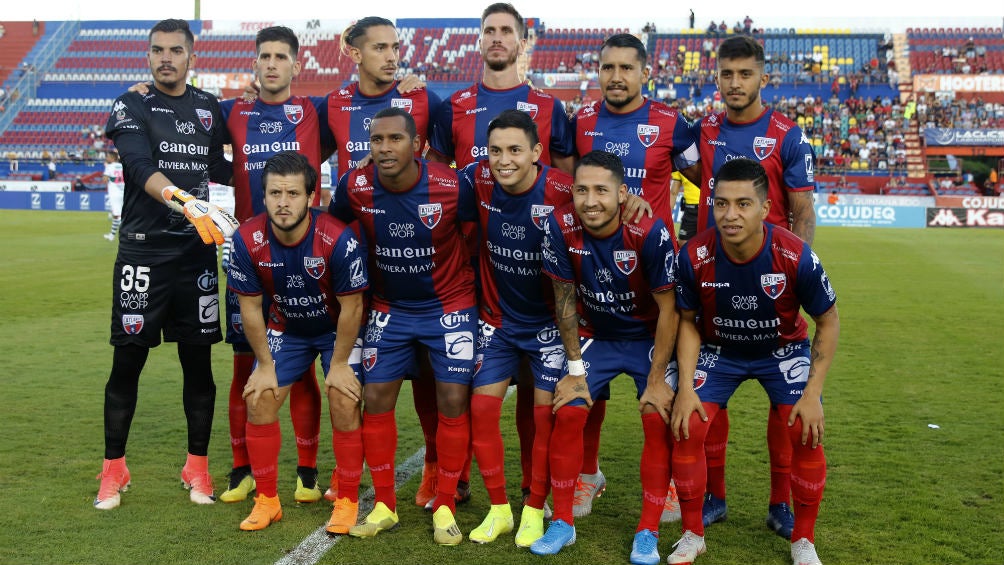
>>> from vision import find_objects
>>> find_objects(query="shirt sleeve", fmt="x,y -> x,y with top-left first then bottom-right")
456,163 -> 478,223
428,98 -> 455,160
311,95 -> 336,149
673,244 -> 699,311
327,171 -> 355,223
549,98 -> 575,157
644,219 -> 676,292
207,96 -> 232,185
330,225 -> 369,295
671,114 -> 700,171
105,94 -> 161,189
781,125 -> 817,191
541,214 -> 573,283
226,230 -> 261,296
795,244 -> 837,317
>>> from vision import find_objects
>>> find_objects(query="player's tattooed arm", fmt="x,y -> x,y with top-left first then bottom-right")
790,304 -> 839,448
788,190 -> 817,245
551,279 -> 592,411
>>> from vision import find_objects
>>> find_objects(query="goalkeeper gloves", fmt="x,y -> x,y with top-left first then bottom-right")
162,186 -> 239,245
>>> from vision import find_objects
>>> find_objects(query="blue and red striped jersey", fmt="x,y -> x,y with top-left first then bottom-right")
692,109 -> 816,232
459,160 -> 573,328
573,99 -> 698,222
329,160 -> 476,313
429,82 -> 574,168
227,209 -> 368,336
542,205 -> 675,340
221,95 -> 330,222
675,223 -> 836,356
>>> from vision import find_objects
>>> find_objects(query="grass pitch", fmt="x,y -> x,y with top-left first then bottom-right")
0,210 -> 1001,565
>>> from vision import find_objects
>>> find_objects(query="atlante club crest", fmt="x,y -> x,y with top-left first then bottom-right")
362,348 -> 378,372
418,203 -> 442,229
122,314 -> 144,335
637,124 -> 660,148
530,204 -> 554,230
304,256 -> 326,279
760,273 -> 787,299
516,101 -> 538,119
753,136 -> 777,160
614,250 -> 638,275
284,104 -> 304,124
391,98 -> 413,113
196,108 -> 213,131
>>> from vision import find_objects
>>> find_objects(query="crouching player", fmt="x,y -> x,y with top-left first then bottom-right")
668,157 -> 838,565
227,151 -> 368,531
533,150 -> 679,564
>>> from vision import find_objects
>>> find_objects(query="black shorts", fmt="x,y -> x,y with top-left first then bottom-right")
110,245 -> 223,347
677,202 -> 699,241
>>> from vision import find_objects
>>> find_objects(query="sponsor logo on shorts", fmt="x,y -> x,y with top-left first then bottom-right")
122,314 -> 144,335
444,331 -> 474,360
536,326 -> 559,344
198,295 -> 219,324
540,345 -> 565,370
478,319 -> 497,350
440,311 -> 470,330
197,269 -> 217,292
779,356 -> 810,384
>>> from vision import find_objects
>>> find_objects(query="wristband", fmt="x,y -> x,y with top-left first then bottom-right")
567,359 -> 585,376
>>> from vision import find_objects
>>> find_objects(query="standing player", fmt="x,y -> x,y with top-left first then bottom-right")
570,33 -> 699,520
103,150 -> 125,241
217,25 -> 333,505
533,151 -> 679,564
690,35 -> 818,537
670,170 -> 701,244
328,107 -> 477,546
96,18 -> 236,510
668,157 -> 837,565
457,110 -> 572,545
428,2 -> 575,172
227,151 -> 367,531
324,16 -> 444,506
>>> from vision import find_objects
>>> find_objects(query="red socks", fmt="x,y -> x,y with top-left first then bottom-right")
778,404 -> 826,543
549,406 -> 589,524
362,410 -> 397,510
527,405 -> 554,509
411,378 -> 439,465
433,413 -> 470,512
704,407 -> 728,500
768,405 -> 794,505
672,403 -> 719,536
228,354 -> 254,468
471,395 -> 507,505
638,412 -> 671,532
289,365 -> 321,468
332,428 -> 363,503
581,399 -> 606,475
246,421 -> 281,498
515,375 -> 536,490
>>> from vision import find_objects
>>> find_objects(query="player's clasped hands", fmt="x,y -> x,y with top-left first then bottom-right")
324,363 -> 362,402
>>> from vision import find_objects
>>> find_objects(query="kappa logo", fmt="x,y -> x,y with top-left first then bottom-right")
760,273 -> 787,299
637,124 -> 660,148
304,256 -> 326,279
753,136 -> 776,160
418,203 -> 442,229
614,250 -> 638,275
516,101 -> 538,119
122,314 -> 144,335
362,348 -> 378,371
196,108 -> 213,131
284,104 -> 304,124
531,204 -> 553,230
391,98 -> 413,113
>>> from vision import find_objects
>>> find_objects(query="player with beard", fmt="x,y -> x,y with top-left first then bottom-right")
570,33 -> 698,523
227,151 -> 367,531
689,35 -> 818,540
96,18 -> 236,510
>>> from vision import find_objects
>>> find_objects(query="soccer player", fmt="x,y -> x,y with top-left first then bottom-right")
328,107 -> 477,546
533,150 -> 678,563
96,18 -> 237,510
668,157 -> 837,565
570,32 -> 699,520
671,170 -> 701,244
428,2 -> 575,172
227,151 -> 367,531
213,25 -> 335,506
690,35 -> 818,537
456,109 -> 572,545
102,150 -> 124,241
324,16 -> 443,506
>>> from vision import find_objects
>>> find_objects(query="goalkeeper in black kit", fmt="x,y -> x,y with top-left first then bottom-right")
94,18 -> 238,510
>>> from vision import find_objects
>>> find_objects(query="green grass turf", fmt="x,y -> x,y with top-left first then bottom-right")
0,210 -> 1001,564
